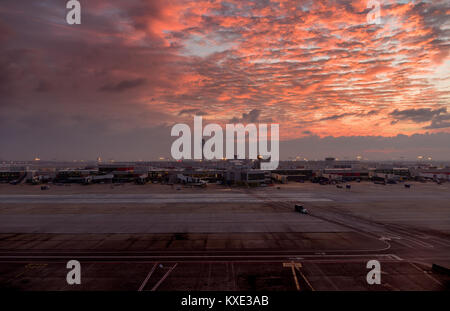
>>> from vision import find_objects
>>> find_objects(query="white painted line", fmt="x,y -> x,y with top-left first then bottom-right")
409,262 -> 444,287
138,263 -> 158,291
150,263 -> 177,291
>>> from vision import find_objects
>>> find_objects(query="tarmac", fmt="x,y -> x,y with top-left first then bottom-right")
0,182 -> 449,290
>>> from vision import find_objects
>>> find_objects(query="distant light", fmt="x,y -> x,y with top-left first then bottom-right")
159,157 -> 165,160
33,157 -> 40,161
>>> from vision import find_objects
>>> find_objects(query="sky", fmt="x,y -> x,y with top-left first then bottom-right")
0,0 -> 449,161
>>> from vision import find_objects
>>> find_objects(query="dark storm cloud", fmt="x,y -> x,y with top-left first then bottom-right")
390,108 -> 450,129
318,113 -> 354,122
306,110 -> 380,124
366,110 -> 379,116
229,109 -> 272,123
230,109 -> 260,123
424,114 -> 450,130
99,78 -> 147,93
178,109 -> 208,116
390,108 -> 448,123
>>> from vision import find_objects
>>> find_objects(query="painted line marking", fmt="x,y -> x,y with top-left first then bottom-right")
138,263 -> 158,292
409,262 -> 445,287
283,262 -> 302,291
150,263 -> 177,291
295,264 -> 315,291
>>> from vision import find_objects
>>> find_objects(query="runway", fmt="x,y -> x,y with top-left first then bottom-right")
0,193 -> 332,204
0,213 -> 348,233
